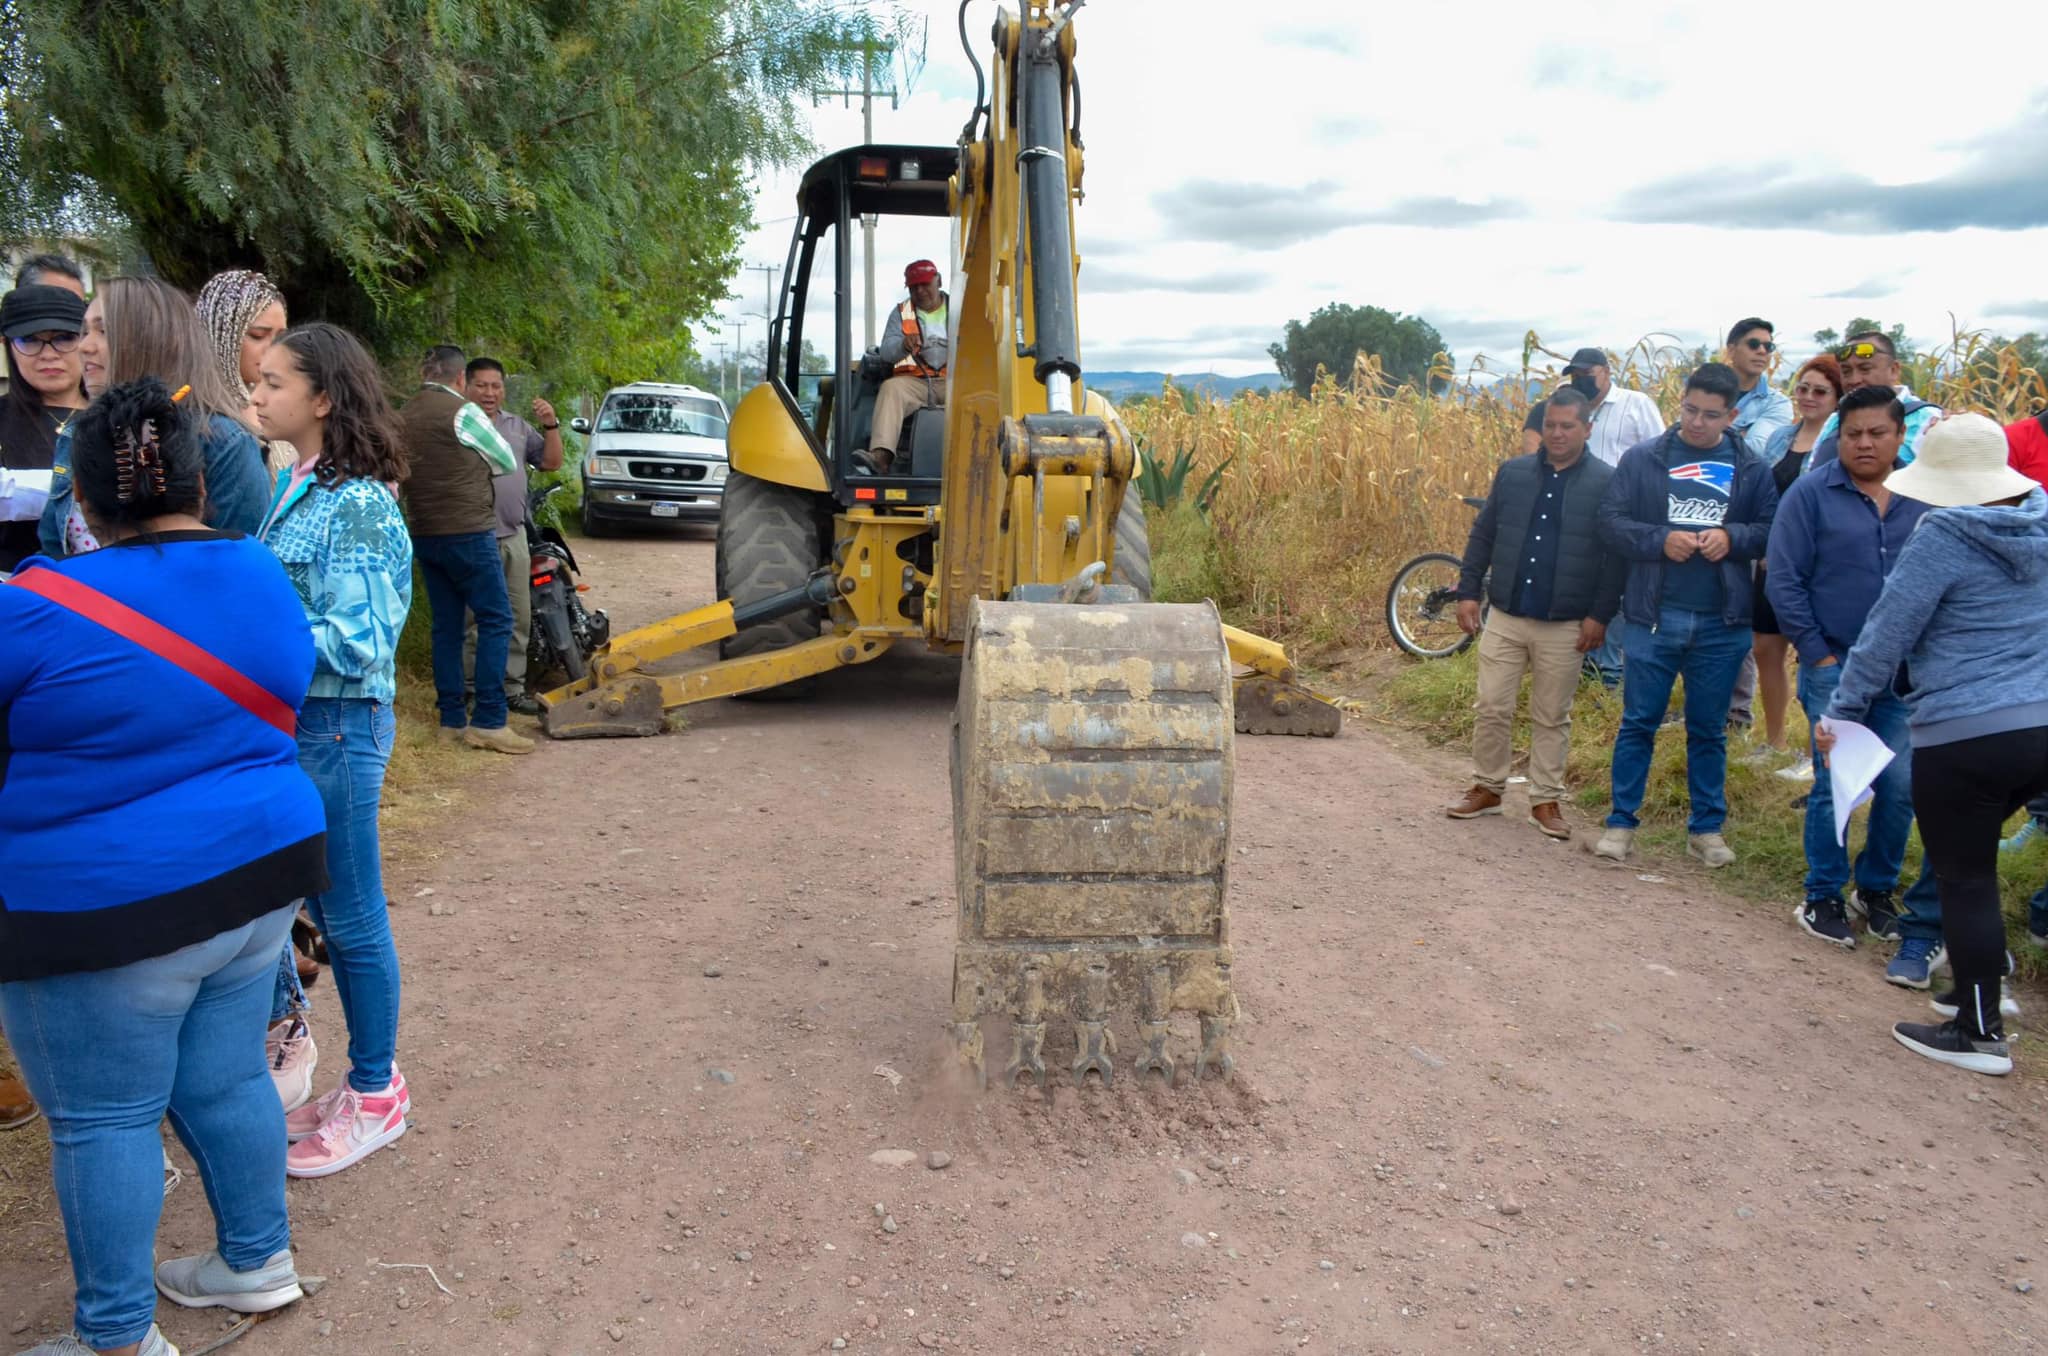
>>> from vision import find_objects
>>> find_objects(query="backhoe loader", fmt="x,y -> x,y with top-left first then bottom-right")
540,0 -> 1343,1087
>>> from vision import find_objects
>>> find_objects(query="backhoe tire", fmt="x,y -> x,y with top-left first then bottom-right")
1110,489 -> 1153,601
716,470 -> 829,697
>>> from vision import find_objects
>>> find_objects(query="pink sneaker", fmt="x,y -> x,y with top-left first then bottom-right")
267,1018 -> 318,1114
285,1083 -> 408,1178
286,1069 -> 408,1143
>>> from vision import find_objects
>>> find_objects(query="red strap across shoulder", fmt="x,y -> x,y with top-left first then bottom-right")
8,567 -> 299,738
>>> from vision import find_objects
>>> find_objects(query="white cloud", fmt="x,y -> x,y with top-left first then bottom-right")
723,0 -> 2048,379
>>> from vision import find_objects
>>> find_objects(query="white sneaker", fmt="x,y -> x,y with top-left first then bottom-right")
267,1017 -> 318,1114
1687,832 -> 1736,868
1594,827 -> 1634,861
1774,757 -> 1815,783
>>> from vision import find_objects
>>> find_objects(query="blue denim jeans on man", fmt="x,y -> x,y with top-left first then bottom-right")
412,529 -> 513,729
0,906 -> 297,1349
1794,660 -> 1941,939
1607,606 -> 1754,834
297,696 -> 402,1092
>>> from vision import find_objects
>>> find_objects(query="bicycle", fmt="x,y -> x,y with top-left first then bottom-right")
1384,496 -> 1487,659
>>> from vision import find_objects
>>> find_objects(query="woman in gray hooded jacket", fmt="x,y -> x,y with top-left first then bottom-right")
1820,413 -> 2048,1076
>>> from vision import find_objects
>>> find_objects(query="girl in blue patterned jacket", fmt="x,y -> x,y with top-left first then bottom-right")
248,323 -> 417,1179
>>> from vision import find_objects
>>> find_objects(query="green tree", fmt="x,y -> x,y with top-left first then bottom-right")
1,0 -> 893,391
1268,303 -> 1450,396
1812,317 -> 1911,354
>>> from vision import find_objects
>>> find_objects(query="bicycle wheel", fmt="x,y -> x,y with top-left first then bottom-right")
1385,552 -> 1477,659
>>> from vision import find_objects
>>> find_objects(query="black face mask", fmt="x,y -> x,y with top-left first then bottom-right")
1569,374 -> 1600,399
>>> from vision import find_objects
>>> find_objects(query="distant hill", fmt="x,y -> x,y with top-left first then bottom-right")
1086,370 -> 1288,400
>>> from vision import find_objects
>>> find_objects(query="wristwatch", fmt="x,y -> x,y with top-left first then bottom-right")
540,422 -> 560,431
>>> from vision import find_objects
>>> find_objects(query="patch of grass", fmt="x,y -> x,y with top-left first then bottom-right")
1146,502 -> 1227,606
1378,649 -> 2048,976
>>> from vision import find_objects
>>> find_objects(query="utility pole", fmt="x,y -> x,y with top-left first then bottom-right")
744,263 -> 778,353
814,23 -> 918,349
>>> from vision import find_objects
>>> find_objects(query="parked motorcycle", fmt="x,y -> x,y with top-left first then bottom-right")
527,484 -> 608,685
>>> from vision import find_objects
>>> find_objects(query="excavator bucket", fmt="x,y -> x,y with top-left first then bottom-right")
949,597 -> 1238,1090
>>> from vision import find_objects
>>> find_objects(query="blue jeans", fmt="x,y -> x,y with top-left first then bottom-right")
414,529 -> 512,729
1795,662 -> 1944,940
1588,631 -> 1623,686
297,697 -> 402,1092
0,906 -> 296,1349
268,939 -> 308,1025
1607,606 -> 1753,834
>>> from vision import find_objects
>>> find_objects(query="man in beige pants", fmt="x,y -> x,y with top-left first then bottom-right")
863,259 -> 948,474
1446,387 -> 1624,839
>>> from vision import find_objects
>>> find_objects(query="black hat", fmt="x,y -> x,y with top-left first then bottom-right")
1,284 -> 86,340
1562,346 -> 1608,374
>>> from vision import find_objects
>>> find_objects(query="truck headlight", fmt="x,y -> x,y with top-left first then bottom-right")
711,463 -> 729,483
593,457 -> 625,477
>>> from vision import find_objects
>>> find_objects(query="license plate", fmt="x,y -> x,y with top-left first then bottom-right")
650,503 -> 681,518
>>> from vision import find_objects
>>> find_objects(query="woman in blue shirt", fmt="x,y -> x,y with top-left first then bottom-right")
247,323 -> 417,1180
1,378 -> 325,1356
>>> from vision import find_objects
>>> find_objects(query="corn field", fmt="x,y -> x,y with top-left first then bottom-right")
1123,330 -> 2048,655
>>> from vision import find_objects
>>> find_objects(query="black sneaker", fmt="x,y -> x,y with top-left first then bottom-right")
1848,888 -> 1902,942
508,692 -> 544,717
1794,897 -> 1856,949
1892,1019 -> 2012,1076
1930,988 -> 2022,1020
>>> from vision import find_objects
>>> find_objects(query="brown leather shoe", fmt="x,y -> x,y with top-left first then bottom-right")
0,1072 -> 38,1131
1445,786 -> 1503,819
1528,802 -> 1572,840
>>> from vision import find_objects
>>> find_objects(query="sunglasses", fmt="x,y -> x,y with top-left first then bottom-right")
1740,338 -> 1776,353
1837,342 -> 1889,361
8,332 -> 81,357
1793,382 -> 1835,398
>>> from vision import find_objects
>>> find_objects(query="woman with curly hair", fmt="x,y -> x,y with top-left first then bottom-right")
248,322 -> 417,1178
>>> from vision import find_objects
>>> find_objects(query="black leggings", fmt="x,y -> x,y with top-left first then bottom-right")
1912,726 -> 2048,1032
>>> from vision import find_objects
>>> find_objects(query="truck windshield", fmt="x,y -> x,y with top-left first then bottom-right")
598,395 -> 728,439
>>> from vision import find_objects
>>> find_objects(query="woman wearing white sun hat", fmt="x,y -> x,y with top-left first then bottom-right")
1816,412 -> 2048,1076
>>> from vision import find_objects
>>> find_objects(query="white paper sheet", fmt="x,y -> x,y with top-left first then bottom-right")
1817,717 -> 1895,846
0,467 -> 52,522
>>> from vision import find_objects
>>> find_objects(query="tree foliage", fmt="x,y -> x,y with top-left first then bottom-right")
1268,303 -> 1450,397
2,0 -> 896,392
1812,317 -> 1911,354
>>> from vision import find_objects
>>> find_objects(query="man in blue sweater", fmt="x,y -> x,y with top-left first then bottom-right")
1594,364 -> 1778,867
1767,386 -> 1942,985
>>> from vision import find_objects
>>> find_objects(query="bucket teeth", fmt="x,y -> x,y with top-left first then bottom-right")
949,1021 -> 986,1091
1005,1022 -> 1048,1088
1196,1013 -> 1235,1081
1072,1020 -> 1116,1085
1134,1021 -> 1176,1083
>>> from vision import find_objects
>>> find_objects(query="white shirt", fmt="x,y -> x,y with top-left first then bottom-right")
1586,387 -> 1667,467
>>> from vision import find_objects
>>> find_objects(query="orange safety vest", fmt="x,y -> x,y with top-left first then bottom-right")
892,299 -> 947,379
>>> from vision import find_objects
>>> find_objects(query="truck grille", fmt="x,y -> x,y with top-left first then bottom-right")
626,460 -> 710,482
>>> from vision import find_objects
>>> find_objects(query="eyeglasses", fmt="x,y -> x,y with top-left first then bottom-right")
8,332 -> 81,357
1837,342 -> 1889,361
1793,383 -> 1835,398
1740,338 -> 1776,353
1678,402 -> 1732,422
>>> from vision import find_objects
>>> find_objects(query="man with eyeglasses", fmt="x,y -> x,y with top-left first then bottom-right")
1594,363 -> 1778,868
1802,331 -> 1941,474
1723,318 -> 1792,455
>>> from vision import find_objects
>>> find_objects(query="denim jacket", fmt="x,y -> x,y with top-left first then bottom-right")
261,469 -> 414,702
38,413 -> 270,557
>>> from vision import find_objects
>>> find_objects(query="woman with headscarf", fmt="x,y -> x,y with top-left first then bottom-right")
195,270 -> 291,474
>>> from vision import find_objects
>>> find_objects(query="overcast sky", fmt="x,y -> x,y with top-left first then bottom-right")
728,0 -> 2048,379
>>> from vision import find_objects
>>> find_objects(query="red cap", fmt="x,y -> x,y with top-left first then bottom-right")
904,259 -> 940,285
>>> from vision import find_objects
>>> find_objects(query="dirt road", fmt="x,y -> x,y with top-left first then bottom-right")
7,529 -> 2047,1355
